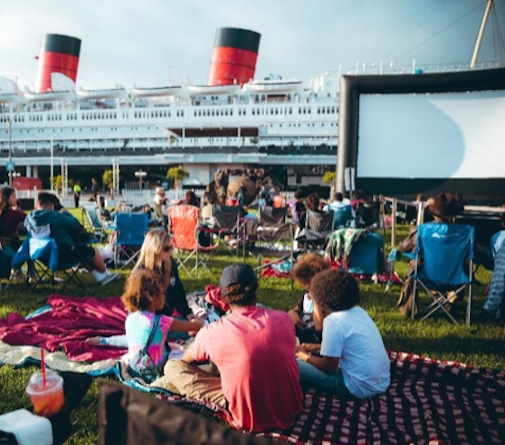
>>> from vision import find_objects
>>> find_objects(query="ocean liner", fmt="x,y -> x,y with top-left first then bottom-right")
0,28 -> 339,189
2,17 -> 504,201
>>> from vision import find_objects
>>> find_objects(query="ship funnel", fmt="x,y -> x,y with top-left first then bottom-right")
36,34 -> 81,93
208,28 -> 261,86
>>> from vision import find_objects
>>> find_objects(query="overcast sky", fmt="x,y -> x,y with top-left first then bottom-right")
0,0 -> 504,90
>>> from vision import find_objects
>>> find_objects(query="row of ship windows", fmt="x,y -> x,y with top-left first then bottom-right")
0,106 -> 338,124
8,122 -> 337,135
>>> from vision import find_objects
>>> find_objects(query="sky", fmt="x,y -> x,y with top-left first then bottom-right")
0,0 -> 504,90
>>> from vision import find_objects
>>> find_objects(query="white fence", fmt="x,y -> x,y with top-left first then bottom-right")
16,188 -> 205,208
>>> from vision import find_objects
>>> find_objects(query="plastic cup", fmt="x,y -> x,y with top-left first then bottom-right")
26,369 -> 65,417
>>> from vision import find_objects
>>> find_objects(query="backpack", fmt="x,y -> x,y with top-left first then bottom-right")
127,315 -> 166,383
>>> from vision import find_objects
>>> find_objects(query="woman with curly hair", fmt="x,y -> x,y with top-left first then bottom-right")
295,269 -> 390,399
122,269 -> 202,378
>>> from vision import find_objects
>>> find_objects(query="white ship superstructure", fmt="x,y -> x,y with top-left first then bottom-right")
0,29 -> 338,188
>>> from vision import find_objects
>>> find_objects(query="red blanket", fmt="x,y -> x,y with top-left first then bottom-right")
0,295 -> 127,362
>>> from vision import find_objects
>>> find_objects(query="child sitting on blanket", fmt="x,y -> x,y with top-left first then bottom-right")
121,269 -> 203,375
288,253 -> 330,343
295,269 -> 390,399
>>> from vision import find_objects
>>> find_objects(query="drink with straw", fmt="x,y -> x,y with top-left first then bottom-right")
26,349 -> 65,417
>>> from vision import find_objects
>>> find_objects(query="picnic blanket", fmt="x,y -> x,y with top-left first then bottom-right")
1,297 -> 504,444
0,295 -> 127,373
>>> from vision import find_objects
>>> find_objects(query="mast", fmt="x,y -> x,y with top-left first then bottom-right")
470,0 -> 494,68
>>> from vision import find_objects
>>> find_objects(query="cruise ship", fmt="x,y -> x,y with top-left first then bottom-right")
1,26 -> 504,199
0,29 -> 339,190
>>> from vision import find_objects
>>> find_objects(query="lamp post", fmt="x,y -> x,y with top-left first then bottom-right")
134,170 -> 147,190
7,113 -> 17,186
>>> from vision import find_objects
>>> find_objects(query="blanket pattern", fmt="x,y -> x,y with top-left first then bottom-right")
152,351 -> 505,445
1,297 -> 504,444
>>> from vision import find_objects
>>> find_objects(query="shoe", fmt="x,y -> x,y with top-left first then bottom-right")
98,272 -> 120,286
10,270 -> 26,282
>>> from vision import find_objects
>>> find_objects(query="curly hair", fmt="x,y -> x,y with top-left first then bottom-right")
222,283 -> 257,306
291,253 -> 330,289
310,269 -> 360,313
121,269 -> 163,312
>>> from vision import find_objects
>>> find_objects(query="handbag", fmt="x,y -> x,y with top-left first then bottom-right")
127,315 -> 164,383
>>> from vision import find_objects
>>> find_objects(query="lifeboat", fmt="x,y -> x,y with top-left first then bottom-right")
24,90 -> 74,102
0,77 -> 23,103
187,84 -> 241,95
76,88 -> 127,100
0,92 -> 23,104
244,79 -> 303,93
130,86 -> 183,98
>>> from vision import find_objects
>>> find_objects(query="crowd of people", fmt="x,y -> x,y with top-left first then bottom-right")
1,182 -> 505,434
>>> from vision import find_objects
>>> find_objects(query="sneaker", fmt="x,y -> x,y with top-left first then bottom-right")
98,272 -> 120,286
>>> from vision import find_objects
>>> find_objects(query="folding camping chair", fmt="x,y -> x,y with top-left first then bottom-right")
168,205 -> 218,277
112,213 -> 149,269
326,228 -> 385,278
296,209 -> 334,253
412,222 -> 474,325
12,225 -> 84,292
355,202 -> 381,228
332,205 -> 353,229
81,204 -> 108,242
244,206 -> 295,276
207,205 -> 242,255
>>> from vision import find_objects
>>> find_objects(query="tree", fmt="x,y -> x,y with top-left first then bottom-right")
322,171 -> 335,185
166,166 -> 189,190
102,170 -> 114,196
50,175 -> 63,194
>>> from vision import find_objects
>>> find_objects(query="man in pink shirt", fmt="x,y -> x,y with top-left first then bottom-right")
163,264 -> 303,433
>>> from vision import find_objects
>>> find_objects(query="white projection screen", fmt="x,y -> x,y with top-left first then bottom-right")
336,67 -> 505,205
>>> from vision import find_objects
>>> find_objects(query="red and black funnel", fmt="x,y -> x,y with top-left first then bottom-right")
208,28 -> 261,86
36,34 -> 81,93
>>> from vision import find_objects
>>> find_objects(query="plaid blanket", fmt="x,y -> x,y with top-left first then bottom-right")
148,351 -> 505,445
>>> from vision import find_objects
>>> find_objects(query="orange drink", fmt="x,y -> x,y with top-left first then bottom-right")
26,369 -> 65,417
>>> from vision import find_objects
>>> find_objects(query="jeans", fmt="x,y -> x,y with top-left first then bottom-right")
297,358 -> 351,397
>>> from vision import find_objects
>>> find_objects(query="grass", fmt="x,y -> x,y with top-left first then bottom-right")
0,221 -> 504,443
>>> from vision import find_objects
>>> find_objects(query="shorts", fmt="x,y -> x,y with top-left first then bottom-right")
59,244 -> 95,265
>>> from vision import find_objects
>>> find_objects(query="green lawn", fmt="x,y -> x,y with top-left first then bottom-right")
0,223 -> 504,444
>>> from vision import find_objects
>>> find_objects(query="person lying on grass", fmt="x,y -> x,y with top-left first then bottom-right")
121,269 -> 203,381
295,269 -> 390,399
288,252 -> 330,343
161,263 -> 303,433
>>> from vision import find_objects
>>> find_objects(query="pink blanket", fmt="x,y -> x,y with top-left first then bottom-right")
0,295 -> 127,362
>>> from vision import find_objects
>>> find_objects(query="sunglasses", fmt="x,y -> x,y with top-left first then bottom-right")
162,245 -> 173,253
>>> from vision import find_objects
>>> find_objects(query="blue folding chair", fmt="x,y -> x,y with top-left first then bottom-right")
347,232 -> 385,275
112,213 -> 149,269
332,205 -> 353,229
13,225 -> 84,292
412,223 -> 474,325
326,228 -> 385,278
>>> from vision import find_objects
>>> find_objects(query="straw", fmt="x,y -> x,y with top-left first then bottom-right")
40,347 -> 47,388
